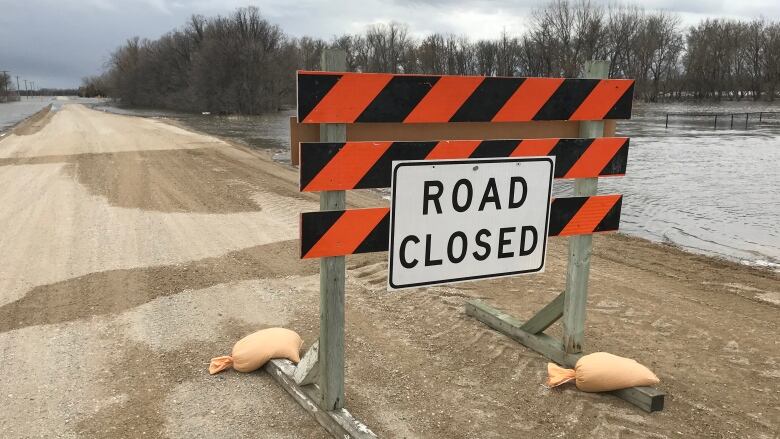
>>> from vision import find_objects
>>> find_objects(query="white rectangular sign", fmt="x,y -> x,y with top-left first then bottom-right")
388,157 -> 554,290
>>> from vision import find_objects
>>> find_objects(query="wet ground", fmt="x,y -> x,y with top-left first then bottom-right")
91,100 -> 780,271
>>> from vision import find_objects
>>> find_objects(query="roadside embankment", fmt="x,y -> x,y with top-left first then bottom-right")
10,103 -> 53,135
0,100 -> 55,136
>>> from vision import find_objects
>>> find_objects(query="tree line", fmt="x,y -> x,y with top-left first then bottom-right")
0,72 -> 17,102
85,1 -> 780,113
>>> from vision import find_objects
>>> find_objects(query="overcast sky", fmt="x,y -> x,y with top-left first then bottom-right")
1,0 -> 779,88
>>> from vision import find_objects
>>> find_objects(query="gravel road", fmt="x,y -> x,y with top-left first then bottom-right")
0,104 -> 777,438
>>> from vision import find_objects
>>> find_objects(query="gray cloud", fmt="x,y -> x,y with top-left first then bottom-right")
0,0 -> 777,88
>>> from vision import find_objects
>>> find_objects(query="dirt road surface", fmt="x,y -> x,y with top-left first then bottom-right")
0,104 -> 777,438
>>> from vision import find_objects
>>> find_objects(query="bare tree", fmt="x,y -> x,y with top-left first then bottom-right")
296,37 -> 327,70
604,5 -> 641,78
765,22 -> 780,100
740,19 -> 766,100
418,33 -> 447,74
529,0 -> 607,77
495,30 -> 520,76
364,22 -> 410,73
636,12 -> 683,101
97,3 -> 780,113
474,40 -> 497,76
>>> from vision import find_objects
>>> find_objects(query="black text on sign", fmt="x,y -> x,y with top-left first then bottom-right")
388,157 -> 555,289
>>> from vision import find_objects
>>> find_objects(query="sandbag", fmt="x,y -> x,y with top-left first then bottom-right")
209,328 -> 303,375
546,352 -> 659,392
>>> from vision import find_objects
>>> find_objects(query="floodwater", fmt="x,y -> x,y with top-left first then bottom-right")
0,97 -> 109,135
611,102 -> 780,271
94,104 -> 292,162
0,98 -> 55,134
92,101 -> 780,271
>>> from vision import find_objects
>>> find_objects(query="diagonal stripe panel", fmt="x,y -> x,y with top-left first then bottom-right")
533,79 -> 599,120
302,208 -> 389,259
302,73 -> 392,123
599,138 -> 630,176
354,212 -> 391,254
604,83 -> 635,119
297,72 -> 634,122
563,138 -> 628,178
299,138 -> 629,191
302,141 -> 392,191
299,195 -> 622,257
299,142 -> 345,191
403,76 -> 483,123
425,140 -> 482,159
492,78 -> 564,122
570,79 -> 635,121
300,210 -> 343,257
548,139 -> 592,178
355,141 -> 435,189
593,196 -> 623,232
297,72 -> 342,123
356,75 -> 440,122
510,138 -> 560,157
469,140 -> 521,158
558,194 -> 622,236
450,77 -> 526,122
547,197 -> 588,236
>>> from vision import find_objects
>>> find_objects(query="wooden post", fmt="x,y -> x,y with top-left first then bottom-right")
745,113 -> 749,129
665,114 -> 668,128
562,60 -> 608,354
319,49 -> 347,411
730,114 -> 734,129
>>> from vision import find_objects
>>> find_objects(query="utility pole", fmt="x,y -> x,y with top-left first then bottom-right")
23,80 -> 28,99
16,76 -> 20,99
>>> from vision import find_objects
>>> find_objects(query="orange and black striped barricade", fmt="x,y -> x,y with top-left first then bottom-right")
280,55 -> 663,437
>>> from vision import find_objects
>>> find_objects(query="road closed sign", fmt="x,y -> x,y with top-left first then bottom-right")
388,157 -> 555,290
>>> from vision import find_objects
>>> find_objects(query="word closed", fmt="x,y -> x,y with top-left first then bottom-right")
389,157 -> 554,289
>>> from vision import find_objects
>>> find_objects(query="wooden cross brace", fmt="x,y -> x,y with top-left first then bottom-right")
465,60 -> 665,414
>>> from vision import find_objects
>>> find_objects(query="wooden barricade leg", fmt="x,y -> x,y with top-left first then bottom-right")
318,49 -> 348,412
268,49 -> 375,438
265,359 -> 375,438
466,60 -> 665,413
464,300 -> 665,412
318,165 -> 346,410
562,61 -> 607,354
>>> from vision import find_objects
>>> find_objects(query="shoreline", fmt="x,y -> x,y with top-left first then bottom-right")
0,103 -> 53,137
11,104 -> 53,136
